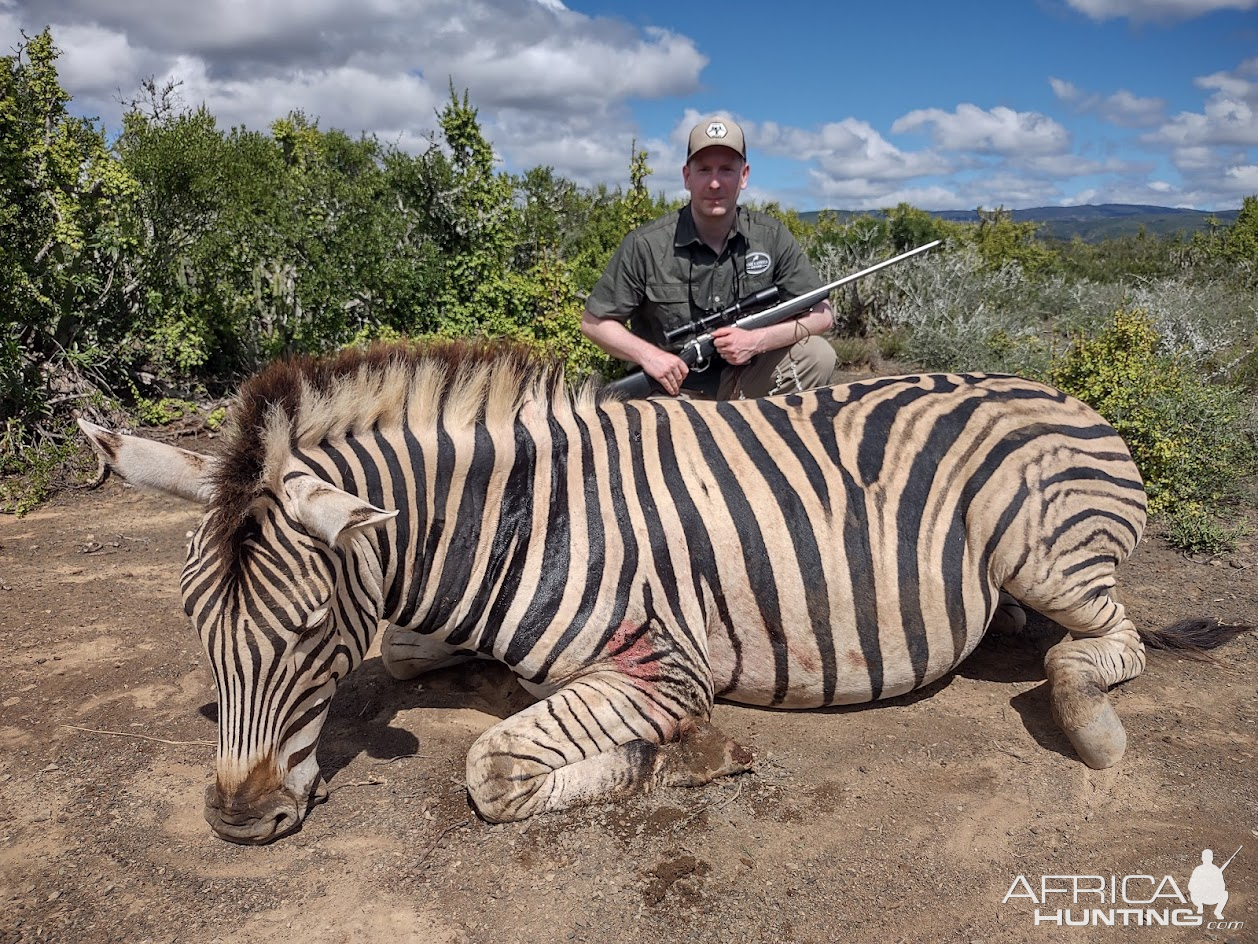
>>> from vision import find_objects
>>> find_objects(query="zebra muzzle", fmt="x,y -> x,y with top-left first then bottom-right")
203,781 -> 303,845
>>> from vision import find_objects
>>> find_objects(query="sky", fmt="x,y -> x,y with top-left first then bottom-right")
3,0 -> 1257,212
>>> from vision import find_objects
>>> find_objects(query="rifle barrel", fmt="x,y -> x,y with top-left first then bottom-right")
720,239 -> 941,336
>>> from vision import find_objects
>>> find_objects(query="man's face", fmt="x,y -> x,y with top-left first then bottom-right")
683,146 -> 749,225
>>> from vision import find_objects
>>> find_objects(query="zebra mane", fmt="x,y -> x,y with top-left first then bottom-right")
206,338 -> 594,556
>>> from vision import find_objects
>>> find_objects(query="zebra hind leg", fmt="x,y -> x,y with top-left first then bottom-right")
464,673 -> 751,823
1038,596 -> 1146,770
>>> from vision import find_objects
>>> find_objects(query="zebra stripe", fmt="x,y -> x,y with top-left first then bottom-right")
87,341 -> 1235,841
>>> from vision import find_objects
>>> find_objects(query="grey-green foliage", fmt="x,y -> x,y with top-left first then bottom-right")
1,29 -> 136,439
1127,278 -> 1258,382
874,242 -> 1258,392
878,245 -> 1054,376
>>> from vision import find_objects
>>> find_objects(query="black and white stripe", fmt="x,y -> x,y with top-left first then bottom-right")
92,342 -> 1229,837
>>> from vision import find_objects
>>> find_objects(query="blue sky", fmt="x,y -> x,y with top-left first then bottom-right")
3,0 -> 1256,211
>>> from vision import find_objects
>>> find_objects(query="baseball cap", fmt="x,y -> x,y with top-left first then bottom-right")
686,116 -> 746,160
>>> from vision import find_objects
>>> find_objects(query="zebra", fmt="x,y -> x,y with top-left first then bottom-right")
79,340 -> 1244,844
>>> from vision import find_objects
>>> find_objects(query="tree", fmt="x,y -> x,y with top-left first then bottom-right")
885,203 -> 951,252
1,29 -> 137,442
964,206 -> 1056,276
1220,194 -> 1258,271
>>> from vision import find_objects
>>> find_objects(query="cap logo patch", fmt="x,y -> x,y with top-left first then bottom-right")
745,251 -> 771,276
706,121 -> 728,140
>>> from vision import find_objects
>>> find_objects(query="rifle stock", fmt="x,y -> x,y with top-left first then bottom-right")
603,369 -> 658,400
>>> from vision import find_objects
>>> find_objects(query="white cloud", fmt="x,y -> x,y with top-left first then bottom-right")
161,56 -> 444,146
1021,152 -> 1148,177
1149,60 -> 1258,149
806,169 -> 961,210
892,104 -> 1070,157
1051,77 -> 1165,128
452,25 -> 705,111
750,117 -> 953,183
1064,0 -> 1258,22
1,0 -> 706,186
1224,163 -> 1258,188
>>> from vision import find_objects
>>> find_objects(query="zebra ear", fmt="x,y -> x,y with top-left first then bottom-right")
284,476 -> 397,546
78,418 -> 215,504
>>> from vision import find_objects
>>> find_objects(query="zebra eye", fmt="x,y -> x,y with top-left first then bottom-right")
303,606 -> 331,631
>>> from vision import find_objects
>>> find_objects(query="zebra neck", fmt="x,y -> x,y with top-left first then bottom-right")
379,416 -> 566,651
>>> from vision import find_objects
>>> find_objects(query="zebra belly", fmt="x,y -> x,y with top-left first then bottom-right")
706,573 -> 995,710
711,645 -> 951,709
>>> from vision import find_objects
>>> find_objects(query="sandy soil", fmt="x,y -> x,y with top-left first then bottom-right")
1,467 -> 1255,944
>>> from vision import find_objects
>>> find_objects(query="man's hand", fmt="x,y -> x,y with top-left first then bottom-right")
582,311 -> 690,396
711,326 -> 763,366
641,349 -> 690,396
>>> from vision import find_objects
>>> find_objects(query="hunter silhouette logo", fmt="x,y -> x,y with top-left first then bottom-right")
705,121 -> 728,139
1001,845 -> 1244,930
1189,847 -> 1239,919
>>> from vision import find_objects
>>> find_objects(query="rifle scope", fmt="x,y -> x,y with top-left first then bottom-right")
663,285 -> 781,343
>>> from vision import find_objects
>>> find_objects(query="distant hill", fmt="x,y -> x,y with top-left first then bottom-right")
798,204 -> 1240,243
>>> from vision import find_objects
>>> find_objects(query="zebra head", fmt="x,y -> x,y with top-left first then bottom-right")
79,420 -> 395,844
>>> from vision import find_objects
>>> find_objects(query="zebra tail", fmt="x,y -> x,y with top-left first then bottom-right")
1139,618 -> 1252,657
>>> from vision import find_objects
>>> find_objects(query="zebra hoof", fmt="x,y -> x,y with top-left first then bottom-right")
654,719 -> 754,788
989,594 -> 1027,635
1050,684 -> 1127,769
381,626 -> 474,680
310,775 -> 330,806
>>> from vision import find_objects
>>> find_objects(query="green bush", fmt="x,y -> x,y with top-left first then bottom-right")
131,393 -> 200,426
206,406 -> 229,431
1163,502 -> 1252,556
1049,308 -> 1257,513
0,427 -> 88,516
830,335 -> 880,368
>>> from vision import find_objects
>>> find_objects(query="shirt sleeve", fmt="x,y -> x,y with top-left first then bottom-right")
584,233 -> 645,322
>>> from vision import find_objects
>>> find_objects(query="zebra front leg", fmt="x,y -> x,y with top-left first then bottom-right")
1040,599 -> 1146,769
380,625 -> 479,680
464,672 -> 751,823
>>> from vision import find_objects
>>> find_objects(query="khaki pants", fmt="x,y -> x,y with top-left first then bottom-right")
715,335 -> 836,400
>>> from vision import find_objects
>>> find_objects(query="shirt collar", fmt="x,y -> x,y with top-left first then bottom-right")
675,204 -> 748,252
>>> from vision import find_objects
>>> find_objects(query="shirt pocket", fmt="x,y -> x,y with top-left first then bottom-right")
643,282 -> 693,345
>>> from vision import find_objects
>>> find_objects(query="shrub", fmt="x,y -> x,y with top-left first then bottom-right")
1049,308 -> 1257,513
1162,502 -> 1252,556
829,335 -> 880,368
0,426 -> 94,516
881,246 -> 1054,376
129,386 -> 201,426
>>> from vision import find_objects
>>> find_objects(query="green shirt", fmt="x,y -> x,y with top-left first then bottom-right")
586,204 -> 825,354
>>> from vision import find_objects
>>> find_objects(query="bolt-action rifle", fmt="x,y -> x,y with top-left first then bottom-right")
603,239 -> 941,399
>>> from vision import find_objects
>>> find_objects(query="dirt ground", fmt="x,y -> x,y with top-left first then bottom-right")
1,462 -> 1255,944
